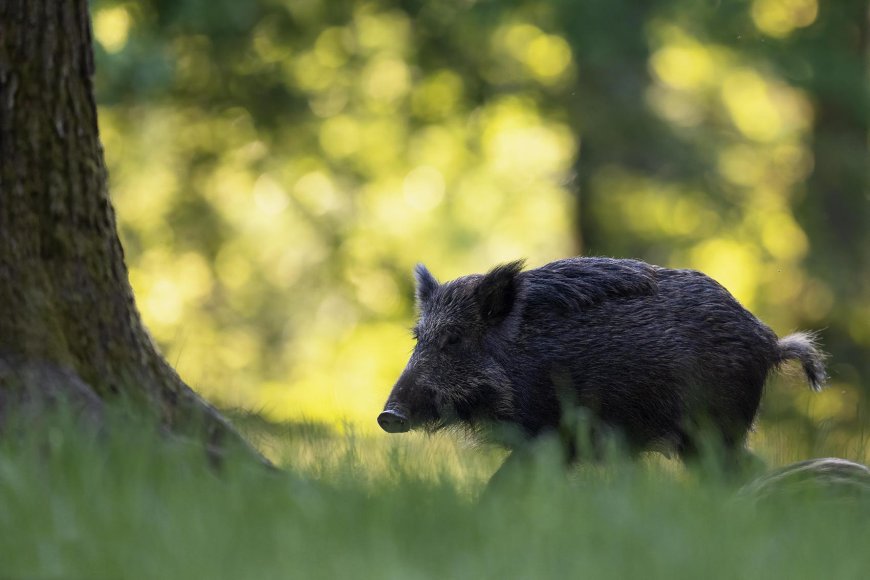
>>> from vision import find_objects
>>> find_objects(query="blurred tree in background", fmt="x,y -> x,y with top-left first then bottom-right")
89,0 -> 869,455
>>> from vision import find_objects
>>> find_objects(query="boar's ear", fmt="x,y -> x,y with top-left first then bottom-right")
414,263 -> 439,308
477,260 -> 525,324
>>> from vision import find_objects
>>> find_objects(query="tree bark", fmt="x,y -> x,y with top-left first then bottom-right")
0,0 -> 261,459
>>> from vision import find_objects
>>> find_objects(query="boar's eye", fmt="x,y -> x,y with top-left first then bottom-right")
441,333 -> 462,350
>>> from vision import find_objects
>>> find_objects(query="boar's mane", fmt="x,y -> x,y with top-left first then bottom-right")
412,258 -> 662,342
519,257 -> 658,312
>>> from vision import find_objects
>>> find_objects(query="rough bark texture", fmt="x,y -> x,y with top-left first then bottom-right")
0,0 -> 260,458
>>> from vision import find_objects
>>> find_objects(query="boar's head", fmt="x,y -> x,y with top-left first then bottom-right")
378,261 -> 523,433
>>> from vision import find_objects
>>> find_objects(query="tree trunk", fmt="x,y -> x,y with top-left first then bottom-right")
0,0 -> 260,459
795,0 -> 870,387
555,0 -> 711,258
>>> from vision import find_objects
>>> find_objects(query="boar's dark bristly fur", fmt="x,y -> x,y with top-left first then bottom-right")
381,257 -> 827,462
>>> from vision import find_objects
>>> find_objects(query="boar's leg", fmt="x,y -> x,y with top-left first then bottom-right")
676,428 -> 766,482
482,420 -> 637,499
481,435 -> 572,498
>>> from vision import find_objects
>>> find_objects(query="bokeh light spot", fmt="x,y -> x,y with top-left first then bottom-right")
722,70 -> 782,142
411,70 -> 464,120
363,57 -> 411,105
761,212 -> 808,262
320,115 -> 361,159
690,239 -> 762,307
650,43 -> 715,90
525,34 -> 572,81
751,0 -> 818,38
94,6 -> 131,54
403,166 -> 446,211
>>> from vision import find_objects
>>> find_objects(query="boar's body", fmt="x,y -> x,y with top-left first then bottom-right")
511,261 -> 775,451
379,257 -> 825,461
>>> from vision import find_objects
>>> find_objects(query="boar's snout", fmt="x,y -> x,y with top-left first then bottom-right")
377,408 -> 410,433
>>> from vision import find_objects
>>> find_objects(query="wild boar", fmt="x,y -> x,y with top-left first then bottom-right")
378,257 -> 825,466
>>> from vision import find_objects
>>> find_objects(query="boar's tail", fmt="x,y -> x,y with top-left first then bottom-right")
776,332 -> 827,392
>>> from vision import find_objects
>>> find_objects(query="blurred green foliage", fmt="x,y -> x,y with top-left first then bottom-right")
90,0 -> 869,448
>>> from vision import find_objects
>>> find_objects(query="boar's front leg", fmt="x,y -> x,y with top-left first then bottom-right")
481,432 -> 581,498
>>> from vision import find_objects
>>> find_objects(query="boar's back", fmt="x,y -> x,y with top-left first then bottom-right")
521,257 -> 658,311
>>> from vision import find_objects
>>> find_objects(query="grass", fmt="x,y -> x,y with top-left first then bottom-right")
1,407 -> 870,580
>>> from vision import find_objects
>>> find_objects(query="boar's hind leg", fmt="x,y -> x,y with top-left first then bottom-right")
676,428 -> 766,482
